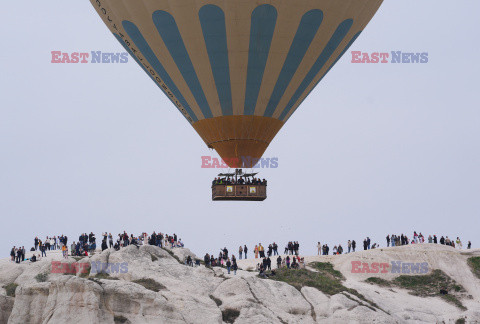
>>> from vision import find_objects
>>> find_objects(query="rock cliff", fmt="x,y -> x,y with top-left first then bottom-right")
1,244 -> 479,323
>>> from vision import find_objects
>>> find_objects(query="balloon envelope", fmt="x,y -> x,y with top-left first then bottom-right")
91,0 -> 383,167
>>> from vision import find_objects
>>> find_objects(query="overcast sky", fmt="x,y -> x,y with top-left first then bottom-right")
1,1 -> 479,258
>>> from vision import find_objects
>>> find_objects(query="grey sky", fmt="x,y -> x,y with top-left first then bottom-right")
1,1 -> 479,257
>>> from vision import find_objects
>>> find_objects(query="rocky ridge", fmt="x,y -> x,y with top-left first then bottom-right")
1,244 -> 479,323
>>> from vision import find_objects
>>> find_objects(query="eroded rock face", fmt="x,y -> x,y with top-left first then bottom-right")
1,244 -> 480,324
0,294 -> 14,323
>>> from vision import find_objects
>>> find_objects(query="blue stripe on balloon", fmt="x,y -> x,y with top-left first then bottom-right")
153,10 -> 213,119
199,5 -> 233,116
278,19 -> 354,121
121,22 -> 198,122
283,31 -> 362,122
244,4 -> 278,115
263,10 -> 323,118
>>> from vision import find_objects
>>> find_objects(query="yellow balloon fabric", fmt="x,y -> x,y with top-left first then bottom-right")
91,0 -> 383,167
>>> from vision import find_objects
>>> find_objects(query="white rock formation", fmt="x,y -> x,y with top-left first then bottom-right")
1,244 -> 479,323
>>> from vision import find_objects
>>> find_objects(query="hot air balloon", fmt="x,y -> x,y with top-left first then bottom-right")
90,0 -> 383,170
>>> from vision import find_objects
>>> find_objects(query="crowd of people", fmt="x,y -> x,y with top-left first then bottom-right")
385,232 -> 471,249
10,246 -> 27,263
203,248 -> 239,274
9,231 -> 185,263
199,240 -> 301,278
310,232 -> 473,259
201,241 -> 303,277
212,177 -> 267,185
8,230 -> 472,282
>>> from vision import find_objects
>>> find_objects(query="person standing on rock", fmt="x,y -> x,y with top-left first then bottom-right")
259,244 -> 265,258
317,242 -> 322,255
277,255 -> 282,268
456,237 -> 462,249
223,247 -> 229,260
468,241 -> 472,249
254,245 -> 259,258
244,245 -> 248,259
10,247 -> 15,261
45,237 -> 51,251
352,240 -> 356,252
286,256 -> 291,269
16,248 -> 22,263
267,244 -> 273,257
239,246 -> 243,259
347,240 -> 352,253
41,243 -> 47,258
273,242 -> 278,256
101,239 -> 108,251
232,261 -> 238,275
204,253 -> 210,267
34,237 -> 39,251
226,258 -> 231,274
386,235 -> 390,247
62,244 -> 68,258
